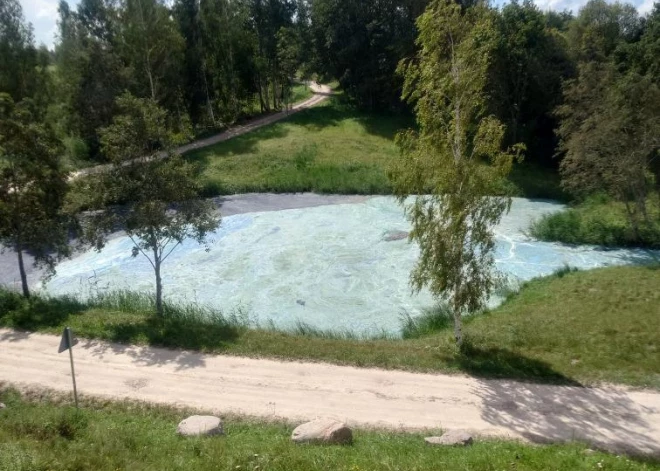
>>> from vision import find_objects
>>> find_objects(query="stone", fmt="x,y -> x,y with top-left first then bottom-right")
383,230 -> 409,242
0,402 -> 5,409
177,415 -> 224,437
291,419 -> 353,445
425,430 -> 473,446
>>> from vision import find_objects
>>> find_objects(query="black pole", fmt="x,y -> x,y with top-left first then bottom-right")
66,327 -> 79,408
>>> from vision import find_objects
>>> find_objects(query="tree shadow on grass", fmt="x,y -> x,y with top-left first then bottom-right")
0,290 -> 86,332
446,341 -> 582,386
289,101 -> 358,132
354,112 -> 415,140
0,288 -> 243,370
80,314 -> 243,370
185,122 -> 291,166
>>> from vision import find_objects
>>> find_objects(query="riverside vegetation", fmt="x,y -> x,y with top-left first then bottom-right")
2,266 -> 658,389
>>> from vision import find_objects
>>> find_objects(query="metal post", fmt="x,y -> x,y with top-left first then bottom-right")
66,327 -> 79,408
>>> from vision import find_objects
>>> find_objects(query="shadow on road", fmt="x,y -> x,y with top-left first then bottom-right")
80,337 -> 208,371
477,378 -> 660,458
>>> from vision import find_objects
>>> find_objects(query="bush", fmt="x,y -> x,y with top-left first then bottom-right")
530,196 -> 660,248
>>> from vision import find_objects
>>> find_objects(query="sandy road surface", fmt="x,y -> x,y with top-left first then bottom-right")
1,329 -> 659,457
69,82 -> 332,180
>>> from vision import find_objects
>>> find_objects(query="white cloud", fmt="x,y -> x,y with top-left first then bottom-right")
637,0 -> 656,13
19,0 -> 80,48
495,0 -> 653,14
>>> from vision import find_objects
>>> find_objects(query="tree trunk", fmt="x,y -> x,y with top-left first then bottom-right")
154,254 -> 163,316
453,311 -> 463,346
17,246 -> 30,298
257,76 -> 266,113
272,78 -> 278,110
202,65 -> 215,124
146,64 -> 156,101
263,77 -> 270,112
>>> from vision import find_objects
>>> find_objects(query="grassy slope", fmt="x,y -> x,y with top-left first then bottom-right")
187,95 -> 410,196
185,94 -> 561,199
2,266 -> 659,388
1,388 -> 657,471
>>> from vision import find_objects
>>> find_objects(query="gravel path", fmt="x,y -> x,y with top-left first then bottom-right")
1,328 -> 659,457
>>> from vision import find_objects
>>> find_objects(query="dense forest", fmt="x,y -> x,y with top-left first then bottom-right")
0,0 -> 657,166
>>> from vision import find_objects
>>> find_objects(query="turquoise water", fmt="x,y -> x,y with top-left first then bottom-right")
42,197 -> 657,335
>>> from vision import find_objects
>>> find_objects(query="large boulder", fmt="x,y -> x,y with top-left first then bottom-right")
291,419 -> 353,445
425,430 -> 473,446
177,415 -> 224,437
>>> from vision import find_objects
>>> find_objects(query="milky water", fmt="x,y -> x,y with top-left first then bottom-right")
41,197 -> 658,335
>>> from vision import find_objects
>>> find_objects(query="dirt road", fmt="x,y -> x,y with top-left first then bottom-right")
69,83 -> 332,180
1,328 -> 659,457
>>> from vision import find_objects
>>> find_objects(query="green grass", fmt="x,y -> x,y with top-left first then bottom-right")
185,94 -> 564,198
530,195 -> 660,248
187,95 -> 412,196
289,82 -> 314,103
1,387 -> 657,471
2,266 -> 659,388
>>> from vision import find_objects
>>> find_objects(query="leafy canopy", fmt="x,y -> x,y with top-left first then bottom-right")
85,93 -> 219,314
0,94 -> 71,296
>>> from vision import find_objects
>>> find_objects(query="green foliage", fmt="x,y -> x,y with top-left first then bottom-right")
2,389 -> 655,471
0,95 -> 72,297
556,62 -> 660,242
618,3 -> 660,82
490,0 -> 574,165
83,94 -> 219,315
310,0 -> 425,110
567,0 -> 642,62
119,0 -> 185,104
391,0 -> 524,345
0,0 -> 49,105
530,196 -> 660,248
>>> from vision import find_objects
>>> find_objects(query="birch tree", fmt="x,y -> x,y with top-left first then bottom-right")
390,0 -> 523,346
88,93 -> 219,315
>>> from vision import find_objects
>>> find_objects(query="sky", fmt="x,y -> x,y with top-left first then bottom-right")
20,0 -> 656,49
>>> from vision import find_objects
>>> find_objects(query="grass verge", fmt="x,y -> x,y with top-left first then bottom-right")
530,195 -> 660,248
1,387 -> 657,471
2,266 -> 659,388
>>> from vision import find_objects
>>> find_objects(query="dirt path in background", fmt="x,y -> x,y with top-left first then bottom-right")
69,82 -> 332,180
1,328 -> 659,457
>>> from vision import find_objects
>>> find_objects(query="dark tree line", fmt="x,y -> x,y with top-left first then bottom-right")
2,0 -> 657,169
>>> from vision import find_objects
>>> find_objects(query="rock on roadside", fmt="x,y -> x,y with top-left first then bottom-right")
177,415 -> 224,437
0,402 -> 5,409
425,430 -> 473,446
291,419 -> 353,445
